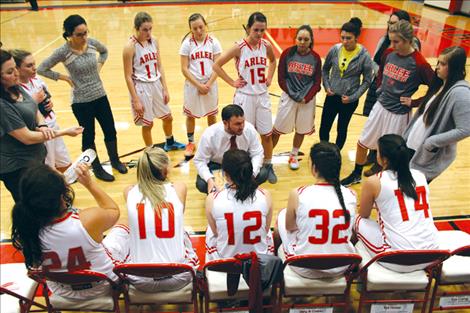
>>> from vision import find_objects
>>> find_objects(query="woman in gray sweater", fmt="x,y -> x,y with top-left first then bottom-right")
319,18 -> 373,150
38,14 -> 127,182
404,46 -> 470,183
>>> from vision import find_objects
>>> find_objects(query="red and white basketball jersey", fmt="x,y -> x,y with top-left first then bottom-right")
19,76 -> 56,123
235,39 -> 269,95
131,36 -> 161,82
179,34 -> 222,82
375,169 -> 438,250
39,211 -> 117,296
211,188 -> 270,258
126,184 -> 188,264
292,184 -> 357,256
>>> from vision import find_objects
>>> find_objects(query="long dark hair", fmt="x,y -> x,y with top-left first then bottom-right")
0,49 -> 21,103
310,142 -> 350,223
418,46 -> 467,126
11,165 -> 74,269
374,10 -> 411,65
288,24 -> 314,57
222,149 -> 258,202
378,134 -> 417,200
62,14 -> 87,40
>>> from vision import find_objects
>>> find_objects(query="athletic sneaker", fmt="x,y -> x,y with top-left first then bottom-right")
340,172 -> 362,186
288,155 -> 299,170
163,141 -> 186,151
266,164 -> 278,184
184,142 -> 196,158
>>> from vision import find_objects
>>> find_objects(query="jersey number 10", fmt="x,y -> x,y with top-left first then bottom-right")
136,203 -> 175,239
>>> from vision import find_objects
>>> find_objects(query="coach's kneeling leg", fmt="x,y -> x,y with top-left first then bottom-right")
195,175 -> 208,194
255,168 -> 268,185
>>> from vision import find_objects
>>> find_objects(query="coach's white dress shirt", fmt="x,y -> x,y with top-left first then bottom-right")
193,121 -> 264,182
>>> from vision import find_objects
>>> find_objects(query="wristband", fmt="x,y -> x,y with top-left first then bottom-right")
37,124 -> 48,128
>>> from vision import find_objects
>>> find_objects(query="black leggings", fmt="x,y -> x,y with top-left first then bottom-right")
72,95 -> 117,152
0,167 -> 27,202
319,95 -> 359,150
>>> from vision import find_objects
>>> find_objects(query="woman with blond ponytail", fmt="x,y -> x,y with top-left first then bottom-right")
124,147 -> 199,292
341,20 -> 434,186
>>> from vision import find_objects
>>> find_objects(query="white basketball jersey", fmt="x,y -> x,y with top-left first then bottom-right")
179,34 -> 222,82
375,169 -> 438,250
127,184 -> 188,264
235,39 -> 269,95
19,76 -> 56,123
131,36 -> 161,82
293,184 -> 357,256
211,188 -> 270,258
39,211 -> 117,297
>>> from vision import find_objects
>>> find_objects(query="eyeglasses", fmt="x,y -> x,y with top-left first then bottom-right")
341,36 -> 353,40
73,30 -> 88,38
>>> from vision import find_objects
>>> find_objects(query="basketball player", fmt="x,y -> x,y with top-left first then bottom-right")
213,12 -> 277,184
11,49 -> 72,172
123,12 -> 185,150
276,142 -> 356,278
341,20 -> 433,186
272,25 -> 322,170
354,134 -> 439,272
205,149 -> 274,260
11,163 -> 130,299
125,147 -> 199,291
180,13 -> 222,158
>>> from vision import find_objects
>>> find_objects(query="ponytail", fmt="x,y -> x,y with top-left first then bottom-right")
222,149 -> 258,202
310,142 -> 350,223
378,135 -> 417,200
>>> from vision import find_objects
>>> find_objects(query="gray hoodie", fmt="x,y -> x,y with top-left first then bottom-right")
403,80 -> 470,181
322,43 -> 373,103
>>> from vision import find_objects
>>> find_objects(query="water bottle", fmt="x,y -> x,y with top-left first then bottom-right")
64,149 -> 97,184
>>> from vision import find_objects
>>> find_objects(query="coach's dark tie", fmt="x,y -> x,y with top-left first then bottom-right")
230,135 -> 238,150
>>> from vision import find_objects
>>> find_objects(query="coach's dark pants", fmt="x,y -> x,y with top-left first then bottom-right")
0,168 -> 28,203
196,162 -> 222,194
72,95 -> 117,152
319,95 -> 359,150
195,161 -> 268,194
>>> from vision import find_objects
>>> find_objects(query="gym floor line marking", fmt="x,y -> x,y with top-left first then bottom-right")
33,35 -> 62,57
264,29 -> 283,55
